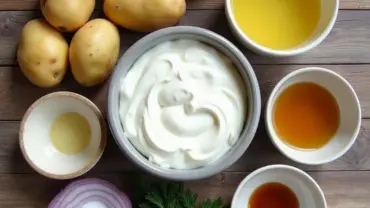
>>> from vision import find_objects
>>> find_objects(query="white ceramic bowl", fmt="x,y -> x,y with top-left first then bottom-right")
225,0 -> 339,56
266,67 -> 361,165
231,165 -> 326,208
19,92 -> 107,179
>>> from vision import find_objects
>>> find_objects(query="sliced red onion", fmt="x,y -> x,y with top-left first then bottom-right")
49,178 -> 132,208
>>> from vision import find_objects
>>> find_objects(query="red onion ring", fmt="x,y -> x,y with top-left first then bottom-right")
48,178 -> 132,208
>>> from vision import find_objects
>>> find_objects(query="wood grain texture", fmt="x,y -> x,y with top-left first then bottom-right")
0,0 -> 369,10
0,2 -> 367,207
188,0 -> 370,10
0,64 -> 369,121
341,0 -> 370,9
0,171 -> 368,207
1,10 -> 370,65
2,119 -> 369,174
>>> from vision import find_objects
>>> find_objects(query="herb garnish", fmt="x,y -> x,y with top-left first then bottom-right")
138,182 -> 228,208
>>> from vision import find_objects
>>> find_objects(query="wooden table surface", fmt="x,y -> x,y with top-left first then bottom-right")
1,0 -> 370,207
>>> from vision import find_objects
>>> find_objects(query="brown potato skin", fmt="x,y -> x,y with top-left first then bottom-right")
103,0 -> 186,32
69,19 -> 120,87
41,0 -> 95,32
17,19 -> 69,88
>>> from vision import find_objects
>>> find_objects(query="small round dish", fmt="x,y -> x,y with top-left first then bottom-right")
225,0 -> 339,56
266,67 -> 361,165
108,26 -> 261,181
19,91 -> 106,180
231,165 -> 327,208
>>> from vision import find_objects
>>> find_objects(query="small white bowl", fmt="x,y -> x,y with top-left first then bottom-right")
266,67 -> 361,165
231,165 -> 326,208
225,0 -> 339,56
19,91 -> 107,179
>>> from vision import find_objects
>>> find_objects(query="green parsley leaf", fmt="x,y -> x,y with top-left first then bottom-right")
145,190 -> 164,208
200,197 -> 223,208
180,188 -> 197,208
137,181 -> 227,208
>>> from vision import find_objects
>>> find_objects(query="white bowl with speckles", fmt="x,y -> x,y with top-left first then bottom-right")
19,91 -> 107,180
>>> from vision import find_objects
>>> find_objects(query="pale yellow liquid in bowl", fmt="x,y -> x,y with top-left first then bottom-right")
50,112 -> 91,154
232,0 -> 321,50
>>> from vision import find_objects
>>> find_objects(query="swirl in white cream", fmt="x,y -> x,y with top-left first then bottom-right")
119,39 -> 247,169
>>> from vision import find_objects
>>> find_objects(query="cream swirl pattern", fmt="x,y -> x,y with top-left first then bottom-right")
119,39 -> 247,169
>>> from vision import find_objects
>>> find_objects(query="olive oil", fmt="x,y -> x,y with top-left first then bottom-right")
249,183 -> 299,208
232,0 -> 321,50
273,82 -> 340,150
50,112 -> 91,154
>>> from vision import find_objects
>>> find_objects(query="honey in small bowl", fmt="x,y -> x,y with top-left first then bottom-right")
249,182 -> 299,208
273,82 -> 340,150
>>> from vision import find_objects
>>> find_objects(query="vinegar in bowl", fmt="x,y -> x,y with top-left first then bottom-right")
273,82 -> 340,150
249,182 -> 299,208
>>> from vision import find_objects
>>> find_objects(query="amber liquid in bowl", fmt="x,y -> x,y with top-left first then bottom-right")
273,82 -> 340,150
249,182 -> 299,208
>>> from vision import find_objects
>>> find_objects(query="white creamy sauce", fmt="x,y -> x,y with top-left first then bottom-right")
119,39 -> 247,169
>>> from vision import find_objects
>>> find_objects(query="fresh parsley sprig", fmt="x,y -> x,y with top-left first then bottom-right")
138,182 -> 228,208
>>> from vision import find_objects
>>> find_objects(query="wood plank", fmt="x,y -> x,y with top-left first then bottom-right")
0,0 -> 369,10
0,171 -> 368,207
2,121 -> 137,174
0,66 -> 111,121
253,65 -> 370,118
192,171 -> 370,208
0,64 -> 369,121
187,0 -> 370,10
0,10 -> 370,65
0,0 -> 39,11
341,0 -> 370,9
2,118 -> 370,174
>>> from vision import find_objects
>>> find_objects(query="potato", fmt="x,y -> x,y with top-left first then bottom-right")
41,0 -> 95,32
69,19 -> 120,87
103,0 -> 186,32
17,19 -> 69,88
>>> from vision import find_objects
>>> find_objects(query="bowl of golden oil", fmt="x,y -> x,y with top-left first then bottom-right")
225,0 -> 339,56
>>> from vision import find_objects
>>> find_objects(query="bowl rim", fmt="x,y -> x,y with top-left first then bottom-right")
265,67 -> 362,165
224,0 -> 340,57
108,26 -> 261,181
19,91 -> 107,180
231,164 -> 327,208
